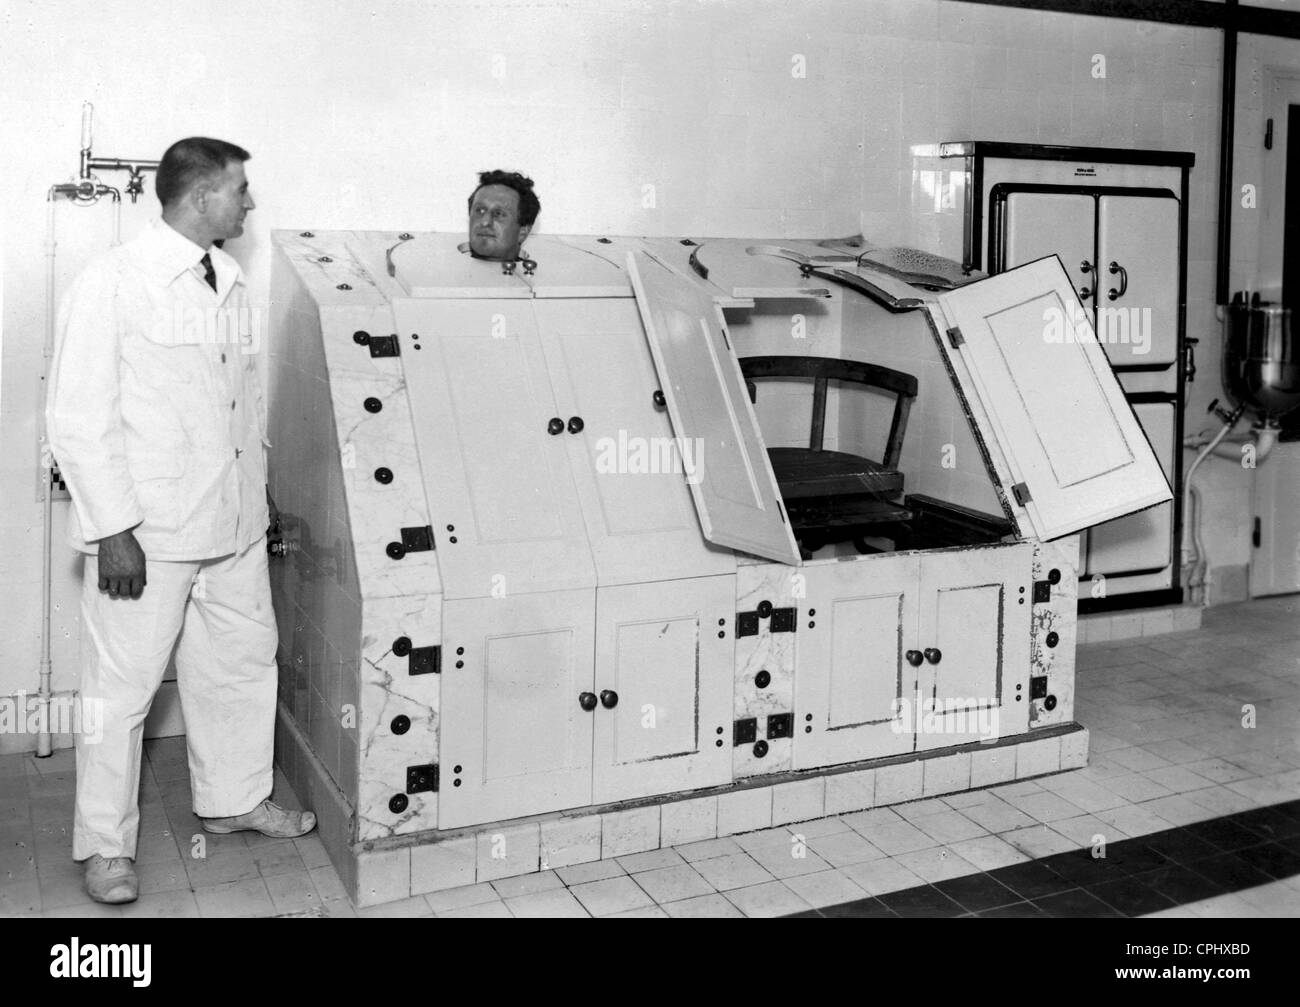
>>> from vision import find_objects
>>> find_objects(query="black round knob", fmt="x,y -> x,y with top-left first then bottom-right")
906,650 -> 924,667
1046,631 -> 1059,648
393,636 -> 412,656
390,715 -> 410,735
1044,695 -> 1058,712
353,331 -> 370,345
754,740 -> 769,758
374,467 -> 393,484
1048,568 -> 1061,584
597,237 -> 611,244
567,416 -> 584,434
388,794 -> 408,814
757,600 -> 773,618
547,417 -> 565,435
653,390 -> 666,409
600,689 -> 618,709
336,283 -> 352,291
364,397 -> 383,413
924,648 -> 942,664
755,670 -> 771,689
578,692 -> 598,712
386,541 -> 405,560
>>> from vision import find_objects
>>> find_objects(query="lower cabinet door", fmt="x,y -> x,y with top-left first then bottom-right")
793,554 -> 922,770
591,576 -> 735,804
439,590 -> 595,828
913,543 -> 1031,750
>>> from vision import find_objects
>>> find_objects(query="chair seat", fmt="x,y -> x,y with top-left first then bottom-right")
768,447 -> 904,500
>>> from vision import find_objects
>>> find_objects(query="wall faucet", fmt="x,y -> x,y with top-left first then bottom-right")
76,102 -> 158,203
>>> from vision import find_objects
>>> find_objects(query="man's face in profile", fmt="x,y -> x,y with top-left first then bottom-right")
468,184 -> 530,261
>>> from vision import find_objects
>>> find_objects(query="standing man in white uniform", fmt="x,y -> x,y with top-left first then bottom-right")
46,137 -> 315,905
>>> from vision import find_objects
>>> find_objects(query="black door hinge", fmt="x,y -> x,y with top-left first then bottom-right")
767,712 -> 793,739
734,718 -> 757,745
1253,516 -> 1261,548
368,334 -> 400,357
736,603 -> 797,637
947,326 -> 964,348
406,763 -> 438,794
1012,482 -> 1032,506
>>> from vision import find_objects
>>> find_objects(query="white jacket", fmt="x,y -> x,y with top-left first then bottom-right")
46,219 -> 270,561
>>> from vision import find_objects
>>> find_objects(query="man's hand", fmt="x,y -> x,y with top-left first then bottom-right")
266,486 -> 282,548
98,529 -> 146,599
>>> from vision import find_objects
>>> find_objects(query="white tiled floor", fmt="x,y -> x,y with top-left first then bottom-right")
2,595 -> 1298,917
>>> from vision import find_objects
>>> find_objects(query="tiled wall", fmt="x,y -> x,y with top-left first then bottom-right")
2,0 -> 1289,725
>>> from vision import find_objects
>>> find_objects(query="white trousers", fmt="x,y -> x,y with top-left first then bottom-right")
73,536 -> 278,860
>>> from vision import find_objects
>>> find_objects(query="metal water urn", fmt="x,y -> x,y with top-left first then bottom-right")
1224,292 -> 1300,422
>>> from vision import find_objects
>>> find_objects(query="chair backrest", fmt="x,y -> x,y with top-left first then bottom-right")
739,355 -> 918,468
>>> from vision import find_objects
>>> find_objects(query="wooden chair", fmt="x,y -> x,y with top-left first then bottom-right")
739,355 -> 918,555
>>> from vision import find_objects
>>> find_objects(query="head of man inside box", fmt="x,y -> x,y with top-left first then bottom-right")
466,169 -> 539,262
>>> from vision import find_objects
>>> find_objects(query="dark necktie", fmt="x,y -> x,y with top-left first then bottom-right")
200,253 -> 217,292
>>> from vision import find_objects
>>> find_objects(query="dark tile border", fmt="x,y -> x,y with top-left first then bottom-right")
785,798 -> 1300,918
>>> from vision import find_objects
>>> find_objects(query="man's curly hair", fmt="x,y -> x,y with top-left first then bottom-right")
467,170 -> 540,227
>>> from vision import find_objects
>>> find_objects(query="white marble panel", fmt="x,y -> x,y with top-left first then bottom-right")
733,563 -> 800,778
355,594 -> 442,841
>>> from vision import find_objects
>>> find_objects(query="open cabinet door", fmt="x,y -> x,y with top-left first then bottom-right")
935,255 -> 1171,541
627,251 -> 801,565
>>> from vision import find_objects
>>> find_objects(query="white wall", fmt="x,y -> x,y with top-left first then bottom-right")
0,0 -> 1271,743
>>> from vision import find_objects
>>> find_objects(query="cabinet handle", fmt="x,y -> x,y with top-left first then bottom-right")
905,650 -> 924,667
578,692 -> 597,712
600,689 -> 619,709
547,417 -> 565,435
1107,260 -> 1128,301
567,416 -> 584,434
924,648 -> 942,665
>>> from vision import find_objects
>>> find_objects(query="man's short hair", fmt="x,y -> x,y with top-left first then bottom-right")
467,170 -> 540,227
156,137 -> 251,207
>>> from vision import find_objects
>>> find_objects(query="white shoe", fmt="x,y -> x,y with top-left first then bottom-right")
202,799 -> 317,838
84,854 -> 138,904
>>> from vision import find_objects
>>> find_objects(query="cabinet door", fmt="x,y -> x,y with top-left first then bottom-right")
394,299 -> 597,599
793,554 -> 921,770
439,591 -> 595,828
533,299 -> 736,586
627,251 -> 802,565
914,544 -> 1031,750
591,577 -> 735,803
1003,192 -> 1096,307
1084,401 -> 1175,577
1097,195 -> 1180,367
935,257 -> 1172,539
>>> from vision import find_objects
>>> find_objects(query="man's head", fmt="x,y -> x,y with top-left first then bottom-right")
466,170 -> 539,261
156,137 -> 255,249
